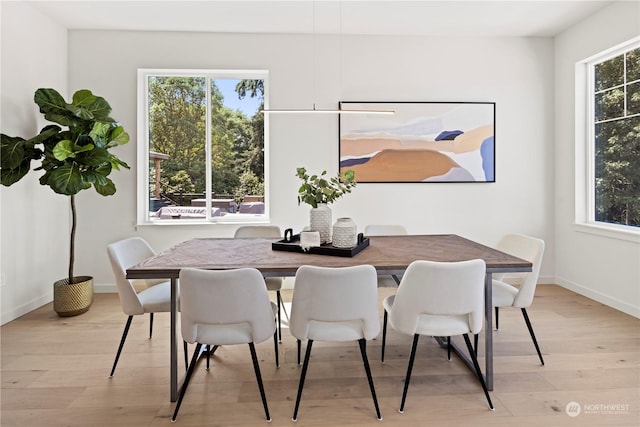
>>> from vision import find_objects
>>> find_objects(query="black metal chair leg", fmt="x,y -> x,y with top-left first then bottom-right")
447,336 -> 451,361
273,330 -> 280,368
495,307 -> 499,330
358,339 -> 382,420
381,310 -> 388,363
462,334 -> 494,410
248,342 -> 272,422
183,341 -> 188,372
292,339 -> 314,421
149,313 -> 154,339
473,333 -> 479,356
276,290 -> 282,343
206,345 -> 210,370
297,339 -> 302,365
521,308 -> 545,365
399,334 -> 420,413
110,315 -> 133,377
172,343 -> 203,422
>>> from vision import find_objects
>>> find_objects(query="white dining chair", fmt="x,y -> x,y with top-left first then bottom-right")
234,225 -> 287,342
380,259 -> 494,412
489,233 -> 546,365
172,267 -> 278,423
107,237 -> 188,377
364,224 -> 408,286
289,264 -> 382,422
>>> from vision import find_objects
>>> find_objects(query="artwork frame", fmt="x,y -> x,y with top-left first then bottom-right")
339,101 -> 495,183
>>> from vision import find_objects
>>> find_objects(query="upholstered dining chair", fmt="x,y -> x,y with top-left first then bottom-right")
289,264 -> 382,422
234,225 -> 287,342
172,267 -> 278,423
107,237 -> 187,377
380,259 -> 494,412
489,233 -> 546,365
364,224 -> 408,286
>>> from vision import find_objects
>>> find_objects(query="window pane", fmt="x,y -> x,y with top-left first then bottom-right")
627,81 -> 640,116
148,77 -> 206,212
141,71 -> 267,222
595,87 -> 624,121
595,55 -> 623,91
594,116 -> 640,227
210,79 -> 265,205
627,47 -> 640,82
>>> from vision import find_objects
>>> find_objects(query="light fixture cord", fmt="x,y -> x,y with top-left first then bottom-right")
312,0 -> 316,111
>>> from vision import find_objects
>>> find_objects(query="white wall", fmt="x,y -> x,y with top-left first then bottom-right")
65,30 -> 555,292
554,1 -> 640,318
0,2 -> 69,324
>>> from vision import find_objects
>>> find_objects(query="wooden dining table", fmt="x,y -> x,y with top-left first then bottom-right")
127,234 -> 532,402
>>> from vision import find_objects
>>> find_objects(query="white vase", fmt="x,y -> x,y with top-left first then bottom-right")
309,203 -> 332,244
332,217 -> 357,248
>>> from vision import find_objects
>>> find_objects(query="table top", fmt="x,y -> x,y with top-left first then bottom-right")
127,234 -> 532,280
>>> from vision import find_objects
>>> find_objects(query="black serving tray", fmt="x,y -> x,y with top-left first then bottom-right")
272,229 -> 369,257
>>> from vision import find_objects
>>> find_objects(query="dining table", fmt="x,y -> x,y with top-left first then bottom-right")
126,233 -> 532,402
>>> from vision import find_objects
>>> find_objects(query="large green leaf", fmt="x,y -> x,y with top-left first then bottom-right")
88,97 -> 112,121
66,104 -> 95,120
83,170 -> 108,186
52,140 -> 94,161
47,164 -> 83,195
72,90 -> 97,107
42,112 -> 82,127
109,126 -> 130,147
77,146 -> 109,166
0,135 -> 26,169
109,155 -> 130,171
94,177 -> 116,196
0,159 -> 31,186
34,88 -> 67,116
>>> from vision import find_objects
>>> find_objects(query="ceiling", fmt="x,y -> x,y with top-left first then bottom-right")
25,0 -> 613,38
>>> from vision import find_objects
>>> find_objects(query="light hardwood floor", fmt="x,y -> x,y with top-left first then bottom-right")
1,285 -> 639,426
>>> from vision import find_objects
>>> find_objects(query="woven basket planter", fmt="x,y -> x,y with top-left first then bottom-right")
53,276 -> 94,317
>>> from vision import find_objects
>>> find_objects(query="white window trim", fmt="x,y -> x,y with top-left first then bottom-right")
136,69 -> 270,226
574,37 -> 640,242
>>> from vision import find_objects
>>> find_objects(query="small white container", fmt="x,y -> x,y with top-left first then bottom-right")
332,217 -> 357,248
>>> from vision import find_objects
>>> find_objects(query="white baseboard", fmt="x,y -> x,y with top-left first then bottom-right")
1,293 -> 52,325
555,276 -> 640,318
94,282 -> 117,293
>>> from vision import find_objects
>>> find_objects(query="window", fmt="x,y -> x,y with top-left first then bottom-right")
137,70 -> 268,224
584,41 -> 640,231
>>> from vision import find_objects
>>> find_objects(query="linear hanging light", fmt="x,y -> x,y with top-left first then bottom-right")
261,105 -> 395,115
260,1 -> 394,116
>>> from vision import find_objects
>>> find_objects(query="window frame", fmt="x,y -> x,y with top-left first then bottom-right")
136,68 -> 270,226
574,37 -> 640,242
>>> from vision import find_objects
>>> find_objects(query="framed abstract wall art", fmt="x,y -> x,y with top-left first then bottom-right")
339,101 -> 495,183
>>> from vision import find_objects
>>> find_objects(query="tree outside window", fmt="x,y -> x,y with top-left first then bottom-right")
139,70 -> 267,221
592,46 -> 639,227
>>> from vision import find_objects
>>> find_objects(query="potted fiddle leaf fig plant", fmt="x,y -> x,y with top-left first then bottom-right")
296,167 -> 356,244
0,88 -> 130,316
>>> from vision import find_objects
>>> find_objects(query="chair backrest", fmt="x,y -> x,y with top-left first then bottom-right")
107,237 -> 158,315
390,259 -> 486,335
178,267 -> 275,345
364,224 -> 408,236
234,225 -> 282,239
290,265 -> 380,341
494,234 -> 545,308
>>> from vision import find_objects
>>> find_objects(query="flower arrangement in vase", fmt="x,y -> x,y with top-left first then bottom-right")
296,167 -> 356,244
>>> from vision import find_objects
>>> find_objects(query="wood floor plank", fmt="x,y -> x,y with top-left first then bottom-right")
1,285 -> 639,426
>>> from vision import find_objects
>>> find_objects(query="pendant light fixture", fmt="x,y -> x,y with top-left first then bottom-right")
261,1 -> 394,115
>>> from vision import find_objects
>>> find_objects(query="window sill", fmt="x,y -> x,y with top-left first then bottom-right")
574,222 -> 640,243
136,215 -> 270,227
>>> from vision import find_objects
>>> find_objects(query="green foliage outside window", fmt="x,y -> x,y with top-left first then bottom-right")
593,47 -> 640,227
147,76 -> 264,207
